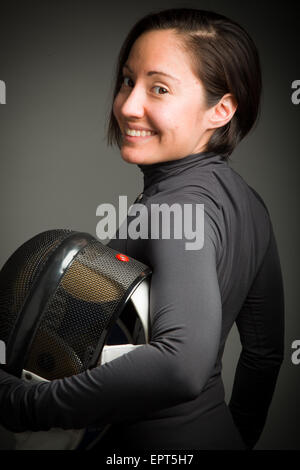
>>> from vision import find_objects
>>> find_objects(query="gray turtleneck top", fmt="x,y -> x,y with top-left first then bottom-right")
0,151 -> 284,450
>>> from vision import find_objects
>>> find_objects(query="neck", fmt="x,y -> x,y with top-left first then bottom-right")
138,151 -> 225,192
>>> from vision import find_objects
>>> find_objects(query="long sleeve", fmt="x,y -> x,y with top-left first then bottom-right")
0,198 -> 222,434
228,225 -> 285,449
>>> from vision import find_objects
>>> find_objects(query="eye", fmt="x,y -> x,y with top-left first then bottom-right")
153,86 -> 169,95
120,75 -> 169,96
121,76 -> 134,87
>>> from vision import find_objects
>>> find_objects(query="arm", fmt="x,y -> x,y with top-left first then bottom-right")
228,225 -> 285,449
0,202 -> 222,433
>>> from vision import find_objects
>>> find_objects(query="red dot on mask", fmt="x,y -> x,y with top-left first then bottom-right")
116,253 -> 130,262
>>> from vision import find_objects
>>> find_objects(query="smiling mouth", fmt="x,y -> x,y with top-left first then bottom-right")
124,129 -> 157,137
123,131 -> 157,142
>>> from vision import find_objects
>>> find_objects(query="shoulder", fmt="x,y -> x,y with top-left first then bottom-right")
134,183 -> 222,263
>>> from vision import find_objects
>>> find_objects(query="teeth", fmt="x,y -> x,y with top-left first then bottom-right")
125,129 -> 156,137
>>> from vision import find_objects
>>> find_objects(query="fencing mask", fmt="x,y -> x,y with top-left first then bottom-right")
0,229 -> 151,449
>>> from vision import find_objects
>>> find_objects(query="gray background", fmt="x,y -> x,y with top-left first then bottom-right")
0,0 -> 299,450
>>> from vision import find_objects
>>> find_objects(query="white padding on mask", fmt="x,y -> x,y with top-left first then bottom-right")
100,343 -> 142,365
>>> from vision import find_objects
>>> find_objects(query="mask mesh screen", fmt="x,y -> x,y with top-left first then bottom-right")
24,239 -> 148,380
0,230 -> 72,346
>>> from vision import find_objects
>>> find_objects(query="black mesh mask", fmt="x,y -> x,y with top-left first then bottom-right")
0,229 -> 151,382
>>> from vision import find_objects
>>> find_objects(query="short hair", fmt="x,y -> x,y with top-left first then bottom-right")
106,8 -> 262,160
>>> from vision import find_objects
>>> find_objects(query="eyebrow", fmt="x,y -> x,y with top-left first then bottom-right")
123,64 -> 181,83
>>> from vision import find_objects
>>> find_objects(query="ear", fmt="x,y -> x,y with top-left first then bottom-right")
208,93 -> 237,129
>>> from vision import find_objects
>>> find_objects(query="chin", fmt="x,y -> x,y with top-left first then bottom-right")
121,148 -> 152,165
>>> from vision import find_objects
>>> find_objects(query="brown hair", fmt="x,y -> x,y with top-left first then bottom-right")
106,8 -> 262,159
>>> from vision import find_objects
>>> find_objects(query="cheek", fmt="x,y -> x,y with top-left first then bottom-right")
160,97 -> 196,132
155,106 -> 182,134
113,94 -> 123,121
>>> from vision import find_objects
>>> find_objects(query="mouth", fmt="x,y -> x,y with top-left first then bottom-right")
122,128 -> 158,142
123,133 -> 157,142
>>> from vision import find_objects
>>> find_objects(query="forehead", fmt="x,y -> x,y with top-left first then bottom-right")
126,29 -> 197,80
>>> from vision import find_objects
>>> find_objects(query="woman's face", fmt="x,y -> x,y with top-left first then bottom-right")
113,29 -> 214,165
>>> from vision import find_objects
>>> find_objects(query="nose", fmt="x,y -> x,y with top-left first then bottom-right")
120,85 -> 145,119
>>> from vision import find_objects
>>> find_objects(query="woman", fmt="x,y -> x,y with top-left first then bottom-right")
0,8 -> 284,450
